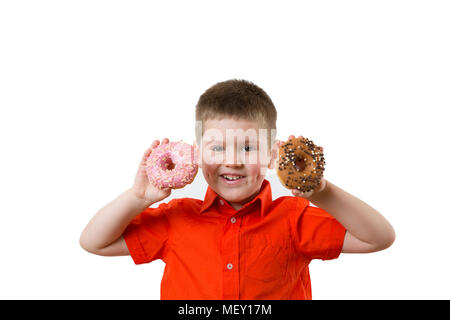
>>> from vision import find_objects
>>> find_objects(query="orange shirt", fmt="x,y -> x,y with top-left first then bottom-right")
123,179 -> 346,300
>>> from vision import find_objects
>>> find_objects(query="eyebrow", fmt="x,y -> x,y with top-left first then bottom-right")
204,139 -> 221,146
204,137 -> 258,146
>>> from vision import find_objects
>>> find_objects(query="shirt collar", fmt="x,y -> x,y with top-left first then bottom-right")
199,179 -> 272,218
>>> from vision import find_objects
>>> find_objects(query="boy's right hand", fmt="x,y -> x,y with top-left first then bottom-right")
131,138 -> 172,204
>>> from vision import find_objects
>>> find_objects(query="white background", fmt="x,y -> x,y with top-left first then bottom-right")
1,0 -> 449,299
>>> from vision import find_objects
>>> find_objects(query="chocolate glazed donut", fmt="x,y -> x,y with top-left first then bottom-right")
276,137 -> 326,192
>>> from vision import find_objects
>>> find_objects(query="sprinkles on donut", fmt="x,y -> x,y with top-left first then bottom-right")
276,136 -> 326,193
145,140 -> 199,189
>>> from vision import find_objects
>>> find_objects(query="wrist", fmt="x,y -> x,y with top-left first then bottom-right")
126,188 -> 154,209
308,179 -> 329,203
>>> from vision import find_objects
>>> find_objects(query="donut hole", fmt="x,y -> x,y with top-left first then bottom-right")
159,156 -> 176,171
294,157 -> 306,172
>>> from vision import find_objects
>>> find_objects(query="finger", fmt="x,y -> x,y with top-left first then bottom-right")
142,141 -> 159,160
274,140 -> 281,148
288,135 -> 295,140
301,191 -> 312,198
292,188 -> 314,198
161,138 -> 169,144
316,178 -> 327,193
141,147 -> 153,163
160,187 -> 172,193
142,148 -> 152,159
140,140 -> 160,165
298,135 -> 304,140
152,140 -> 160,148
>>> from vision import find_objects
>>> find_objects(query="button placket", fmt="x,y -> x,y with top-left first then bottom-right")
221,214 -> 241,299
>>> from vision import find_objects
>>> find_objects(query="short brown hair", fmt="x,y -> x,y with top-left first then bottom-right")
195,79 -> 277,145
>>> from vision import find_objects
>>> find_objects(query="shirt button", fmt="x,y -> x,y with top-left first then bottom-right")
230,217 -> 236,224
219,199 -> 224,206
227,263 -> 233,270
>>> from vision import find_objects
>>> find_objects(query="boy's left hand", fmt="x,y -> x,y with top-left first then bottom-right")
279,134 -> 328,200
292,177 -> 327,199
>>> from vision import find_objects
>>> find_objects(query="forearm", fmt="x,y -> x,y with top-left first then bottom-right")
80,188 -> 153,252
309,180 -> 395,247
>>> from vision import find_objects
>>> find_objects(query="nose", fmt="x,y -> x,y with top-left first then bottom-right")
225,162 -> 243,169
224,147 -> 243,168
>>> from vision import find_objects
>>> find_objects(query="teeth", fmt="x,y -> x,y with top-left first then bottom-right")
223,175 -> 243,181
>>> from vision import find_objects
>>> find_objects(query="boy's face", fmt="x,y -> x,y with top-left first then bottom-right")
194,118 -> 277,211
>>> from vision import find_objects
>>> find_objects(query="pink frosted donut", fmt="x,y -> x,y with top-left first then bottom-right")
145,141 -> 198,189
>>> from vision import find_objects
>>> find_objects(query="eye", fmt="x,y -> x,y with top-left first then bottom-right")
243,145 -> 256,152
211,145 -> 224,152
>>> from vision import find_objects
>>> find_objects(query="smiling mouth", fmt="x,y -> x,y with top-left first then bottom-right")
220,175 -> 245,181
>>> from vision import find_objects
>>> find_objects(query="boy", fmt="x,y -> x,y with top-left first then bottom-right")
80,79 -> 395,299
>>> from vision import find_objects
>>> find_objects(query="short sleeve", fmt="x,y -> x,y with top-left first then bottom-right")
123,202 -> 170,264
291,198 -> 346,261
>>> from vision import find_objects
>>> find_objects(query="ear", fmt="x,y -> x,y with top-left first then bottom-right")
268,140 -> 279,170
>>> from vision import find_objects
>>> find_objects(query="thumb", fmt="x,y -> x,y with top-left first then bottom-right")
160,186 -> 172,196
315,178 -> 327,193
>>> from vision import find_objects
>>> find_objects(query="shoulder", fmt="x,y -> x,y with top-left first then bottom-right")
154,197 -> 203,216
272,196 -> 335,228
271,195 -> 310,214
